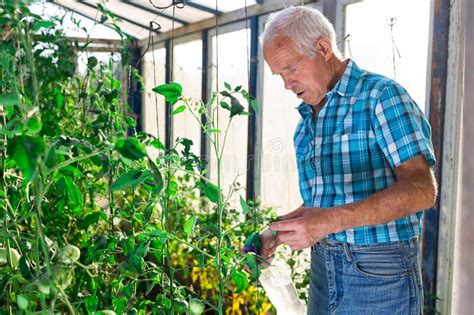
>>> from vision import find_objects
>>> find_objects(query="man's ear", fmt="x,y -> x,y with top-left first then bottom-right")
316,37 -> 333,60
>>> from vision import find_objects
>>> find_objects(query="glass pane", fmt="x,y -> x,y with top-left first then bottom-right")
76,52 -> 121,77
209,27 -> 250,206
344,0 -> 431,112
29,1 -> 121,39
172,39 -> 203,156
143,48 -> 167,158
260,58 -> 303,215
191,0 -> 257,12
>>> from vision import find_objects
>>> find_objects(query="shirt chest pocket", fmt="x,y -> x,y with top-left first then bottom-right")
319,130 -> 375,175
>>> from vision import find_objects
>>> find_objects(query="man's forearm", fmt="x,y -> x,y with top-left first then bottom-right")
327,169 -> 437,234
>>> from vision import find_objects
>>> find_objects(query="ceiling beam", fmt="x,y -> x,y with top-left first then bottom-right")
77,1 -> 161,35
185,1 -> 222,15
66,36 -> 123,45
121,0 -> 188,25
139,0 -> 317,48
53,1 -> 127,37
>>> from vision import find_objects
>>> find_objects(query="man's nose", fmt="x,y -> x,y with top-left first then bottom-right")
283,77 -> 297,91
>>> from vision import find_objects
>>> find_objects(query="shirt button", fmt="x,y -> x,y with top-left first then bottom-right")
311,156 -> 321,168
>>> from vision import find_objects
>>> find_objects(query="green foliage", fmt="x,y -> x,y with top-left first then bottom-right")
0,3 -> 307,314
152,82 -> 183,105
7,135 -> 45,182
114,138 -> 147,160
110,169 -> 151,191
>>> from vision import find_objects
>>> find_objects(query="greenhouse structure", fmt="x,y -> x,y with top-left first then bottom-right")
0,0 -> 472,314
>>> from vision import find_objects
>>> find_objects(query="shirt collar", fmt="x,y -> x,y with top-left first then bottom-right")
296,59 -> 362,117
331,58 -> 361,97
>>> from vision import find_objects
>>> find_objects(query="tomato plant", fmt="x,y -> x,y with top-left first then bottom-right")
0,1 -> 294,314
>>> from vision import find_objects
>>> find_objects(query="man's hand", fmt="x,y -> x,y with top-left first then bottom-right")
259,229 -> 282,265
269,206 -> 334,250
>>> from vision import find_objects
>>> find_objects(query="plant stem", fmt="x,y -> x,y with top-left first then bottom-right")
33,172 -> 52,312
163,166 -> 175,314
19,22 -> 39,109
166,234 -> 214,259
46,149 -> 103,175
57,286 -> 76,314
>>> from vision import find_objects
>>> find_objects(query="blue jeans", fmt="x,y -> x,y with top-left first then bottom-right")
307,238 -> 423,315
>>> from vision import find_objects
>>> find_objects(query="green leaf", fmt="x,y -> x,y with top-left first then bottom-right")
111,169 -> 150,192
203,182 -> 220,203
220,91 -> 232,98
205,129 -> 221,133
64,177 -> 83,215
129,241 -> 148,273
148,161 -> 164,194
115,138 -> 147,160
230,96 -> 245,117
56,92 -> 64,110
124,116 -> 136,128
26,117 -> 42,134
244,254 -> 261,281
151,139 -> 166,151
0,94 -> 19,106
19,257 -> 33,281
112,296 -> 127,314
84,295 -> 98,314
78,212 -> 105,230
87,56 -> 98,69
224,82 -> 231,91
148,228 -> 169,244
7,135 -> 45,182
250,98 -> 260,114
240,196 -> 249,215
206,93 -> 217,108
184,215 -> 197,237
33,20 -> 55,31
234,85 -> 242,92
152,82 -> 182,105
171,105 -> 186,115
59,165 -> 83,178
220,101 -> 231,111
17,294 -> 28,310
5,104 -> 14,119
232,270 -> 248,293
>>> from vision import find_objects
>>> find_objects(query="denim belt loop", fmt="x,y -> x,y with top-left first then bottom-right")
342,242 -> 352,262
408,237 -> 418,254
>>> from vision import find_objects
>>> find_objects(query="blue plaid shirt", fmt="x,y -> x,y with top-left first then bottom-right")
294,60 -> 435,244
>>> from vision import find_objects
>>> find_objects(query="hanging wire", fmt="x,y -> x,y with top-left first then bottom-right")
150,23 -> 161,140
215,0 -> 219,152
345,34 -> 352,59
170,3 -> 176,83
135,21 -> 162,68
133,1 -> 186,40
149,0 -> 186,10
110,52 -> 120,63
126,21 -> 162,138
126,0 -> 186,139
387,17 -> 401,79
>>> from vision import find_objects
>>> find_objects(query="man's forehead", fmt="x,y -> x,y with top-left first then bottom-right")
264,35 -> 295,50
264,44 -> 299,74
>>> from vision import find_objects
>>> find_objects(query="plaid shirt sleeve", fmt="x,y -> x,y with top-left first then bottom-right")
372,82 -> 436,169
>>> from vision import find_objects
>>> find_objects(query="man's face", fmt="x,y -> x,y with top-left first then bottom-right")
263,37 -> 332,106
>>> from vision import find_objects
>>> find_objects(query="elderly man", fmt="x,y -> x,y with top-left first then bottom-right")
259,6 -> 437,314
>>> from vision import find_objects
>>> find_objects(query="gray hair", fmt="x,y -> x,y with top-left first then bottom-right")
261,6 -> 340,58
